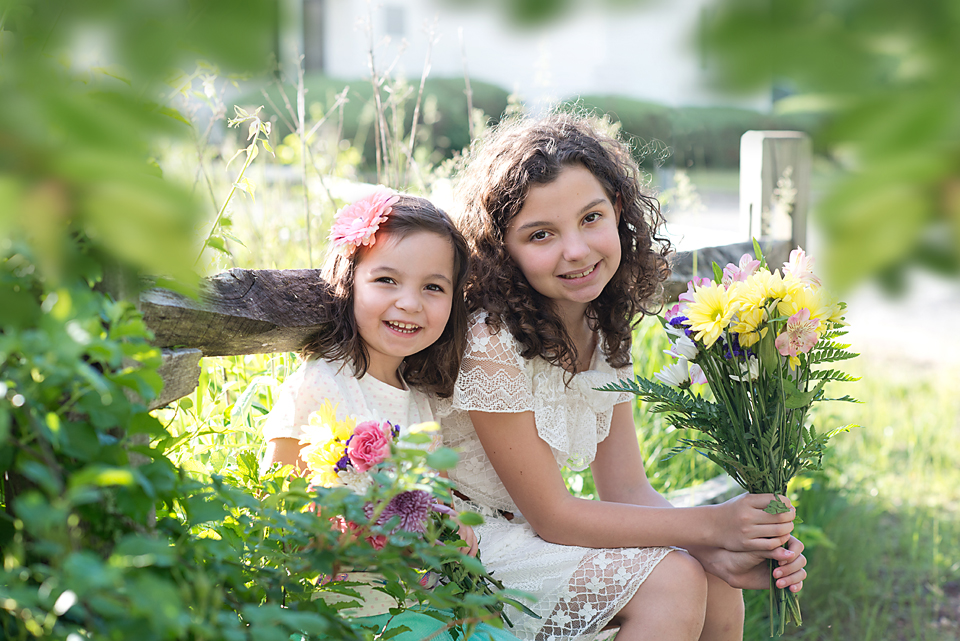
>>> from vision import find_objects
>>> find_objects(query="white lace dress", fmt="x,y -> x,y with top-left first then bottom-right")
436,312 -> 674,641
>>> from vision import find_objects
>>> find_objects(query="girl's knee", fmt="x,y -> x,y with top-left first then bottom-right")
653,550 -> 707,600
615,551 -> 707,636
705,573 -> 744,631
627,550 -> 707,616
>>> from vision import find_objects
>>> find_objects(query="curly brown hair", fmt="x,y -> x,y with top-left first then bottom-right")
454,112 -> 671,373
300,195 -> 470,398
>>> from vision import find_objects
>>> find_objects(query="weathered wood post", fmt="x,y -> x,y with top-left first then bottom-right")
739,130 -> 812,250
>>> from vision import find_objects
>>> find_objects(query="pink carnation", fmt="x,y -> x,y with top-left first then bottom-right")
347,420 -> 393,472
328,188 -> 399,257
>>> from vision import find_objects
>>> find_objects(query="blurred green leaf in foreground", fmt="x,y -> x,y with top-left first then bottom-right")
0,0 -> 277,287
701,0 -> 960,291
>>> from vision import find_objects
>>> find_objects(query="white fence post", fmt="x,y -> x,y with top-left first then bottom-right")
739,131 -> 812,250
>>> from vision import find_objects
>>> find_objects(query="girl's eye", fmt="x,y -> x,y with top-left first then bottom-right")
425,283 -> 445,293
375,276 -> 396,284
530,230 -> 549,242
583,212 -> 601,224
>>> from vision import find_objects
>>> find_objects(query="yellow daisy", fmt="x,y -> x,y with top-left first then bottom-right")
683,282 -> 739,348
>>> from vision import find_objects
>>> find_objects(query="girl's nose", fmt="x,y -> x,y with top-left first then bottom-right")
395,289 -> 423,312
562,233 -> 590,263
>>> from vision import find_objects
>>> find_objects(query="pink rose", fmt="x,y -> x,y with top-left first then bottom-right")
347,420 -> 392,472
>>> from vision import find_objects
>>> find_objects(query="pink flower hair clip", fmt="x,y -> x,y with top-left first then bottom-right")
328,188 -> 400,257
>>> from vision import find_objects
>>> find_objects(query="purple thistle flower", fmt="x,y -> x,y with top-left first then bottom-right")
379,490 -> 434,533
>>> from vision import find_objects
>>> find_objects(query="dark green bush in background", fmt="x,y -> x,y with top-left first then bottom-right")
570,95 -> 823,169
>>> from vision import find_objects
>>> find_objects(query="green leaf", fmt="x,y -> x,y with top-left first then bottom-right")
230,376 -> 275,427
113,534 -> 177,568
70,465 -> 136,489
782,378 -> 825,409
379,625 -> 413,640
763,497 -> 791,515
712,262 -> 724,283
158,105 -> 191,126
426,447 -> 460,471
185,494 -> 229,525
752,237 -> 766,269
204,236 -> 229,254
457,511 -> 484,526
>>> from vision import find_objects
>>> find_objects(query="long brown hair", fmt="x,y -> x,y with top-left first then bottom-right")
455,112 -> 671,372
301,195 -> 470,398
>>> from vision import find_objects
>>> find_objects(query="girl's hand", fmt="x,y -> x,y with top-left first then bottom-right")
696,536 -> 807,591
714,493 -> 796,552
772,535 -> 806,592
457,523 -> 479,557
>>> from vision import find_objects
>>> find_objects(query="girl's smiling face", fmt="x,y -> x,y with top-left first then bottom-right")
352,231 -> 455,387
504,164 -> 622,322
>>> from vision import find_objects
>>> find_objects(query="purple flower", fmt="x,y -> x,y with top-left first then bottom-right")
379,490 -> 434,533
669,315 -> 695,339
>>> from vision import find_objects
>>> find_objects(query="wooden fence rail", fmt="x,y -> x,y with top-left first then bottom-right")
141,239 -> 794,409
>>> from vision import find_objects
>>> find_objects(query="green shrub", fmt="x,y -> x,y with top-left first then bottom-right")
571,95 -> 823,169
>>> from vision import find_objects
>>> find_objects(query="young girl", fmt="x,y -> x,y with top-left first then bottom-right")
262,191 -> 517,641
438,114 -> 808,641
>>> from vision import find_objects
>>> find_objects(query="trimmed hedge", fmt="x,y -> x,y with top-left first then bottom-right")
567,95 -> 824,169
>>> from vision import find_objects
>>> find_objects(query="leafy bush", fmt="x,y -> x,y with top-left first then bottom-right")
0,241 -> 523,640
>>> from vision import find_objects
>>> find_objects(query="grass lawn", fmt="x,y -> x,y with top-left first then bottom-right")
741,350 -> 960,640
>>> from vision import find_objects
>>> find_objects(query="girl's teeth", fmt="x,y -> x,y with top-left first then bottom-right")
388,321 -> 420,333
561,264 -> 596,279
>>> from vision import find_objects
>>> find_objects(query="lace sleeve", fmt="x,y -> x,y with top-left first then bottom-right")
447,314 -> 534,414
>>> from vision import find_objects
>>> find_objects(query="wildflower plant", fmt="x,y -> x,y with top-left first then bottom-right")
600,241 -> 859,637
295,403 -> 535,636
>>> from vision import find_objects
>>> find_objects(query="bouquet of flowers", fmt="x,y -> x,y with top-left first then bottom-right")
298,400 -> 532,633
600,242 -> 858,637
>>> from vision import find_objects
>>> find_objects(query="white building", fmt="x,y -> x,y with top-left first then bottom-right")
279,0 -> 771,112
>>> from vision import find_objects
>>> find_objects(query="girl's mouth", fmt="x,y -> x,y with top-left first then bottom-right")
385,321 -> 421,334
559,262 -> 598,280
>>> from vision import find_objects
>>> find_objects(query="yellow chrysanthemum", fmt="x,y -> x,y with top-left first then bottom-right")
303,400 -> 355,442
777,286 -> 832,335
731,306 -> 768,348
301,440 -> 346,487
683,282 -> 739,348
407,421 -> 440,434
297,400 -> 358,486
758,269 -> 799,302
731,270 -> 773,310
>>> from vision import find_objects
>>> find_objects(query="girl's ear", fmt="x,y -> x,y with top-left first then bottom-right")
614,192 -> 623,224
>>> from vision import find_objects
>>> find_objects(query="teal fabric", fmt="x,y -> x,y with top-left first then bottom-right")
356,608 -> 520,641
